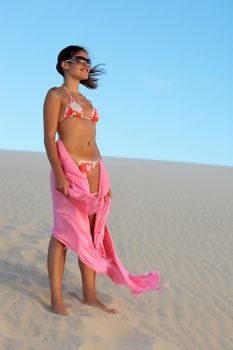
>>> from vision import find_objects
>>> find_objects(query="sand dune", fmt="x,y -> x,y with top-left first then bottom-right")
0,149 -> 232,350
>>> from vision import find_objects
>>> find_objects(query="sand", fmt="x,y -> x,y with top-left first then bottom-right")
0,149 -> 232,350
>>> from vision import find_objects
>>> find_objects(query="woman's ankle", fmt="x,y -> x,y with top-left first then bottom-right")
51,293 -> 64,305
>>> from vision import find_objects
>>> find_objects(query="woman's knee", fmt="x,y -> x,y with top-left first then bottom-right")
51,235 -> 66,249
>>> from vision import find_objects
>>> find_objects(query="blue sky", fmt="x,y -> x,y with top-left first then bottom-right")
0,0 -> 232,167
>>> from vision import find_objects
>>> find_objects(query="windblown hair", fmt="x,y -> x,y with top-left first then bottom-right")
56,45 -> 106,89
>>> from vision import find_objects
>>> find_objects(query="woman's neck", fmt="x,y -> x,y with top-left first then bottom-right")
62,77 -> 80,94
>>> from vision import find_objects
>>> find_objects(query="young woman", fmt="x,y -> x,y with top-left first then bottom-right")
43,45 -> 168,317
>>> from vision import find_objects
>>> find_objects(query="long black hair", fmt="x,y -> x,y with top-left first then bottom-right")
56,45 -> 106,89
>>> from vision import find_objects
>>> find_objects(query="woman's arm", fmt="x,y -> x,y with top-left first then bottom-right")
44,88 -> 70,196
97,148 -> 112,199
97,146 -> 102,160
43,88 -> 64,177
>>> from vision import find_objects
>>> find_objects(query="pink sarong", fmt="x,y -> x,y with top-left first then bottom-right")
50,138 -> 169,298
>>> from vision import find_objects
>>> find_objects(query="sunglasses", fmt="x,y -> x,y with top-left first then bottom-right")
65,56 -> 92,66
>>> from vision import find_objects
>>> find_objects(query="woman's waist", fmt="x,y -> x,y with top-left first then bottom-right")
58,137 -> 99,160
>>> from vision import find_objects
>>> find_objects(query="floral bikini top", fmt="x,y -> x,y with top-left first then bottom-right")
58,86 -> 99,123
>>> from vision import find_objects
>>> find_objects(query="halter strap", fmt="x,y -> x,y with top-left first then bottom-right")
63,86 -> 72,98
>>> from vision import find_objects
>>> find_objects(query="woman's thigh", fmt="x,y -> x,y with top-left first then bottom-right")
86,161 -> 100,238
87,160 -> 100,193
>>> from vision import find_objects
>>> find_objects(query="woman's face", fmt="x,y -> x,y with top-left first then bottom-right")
62,50 -> 91,80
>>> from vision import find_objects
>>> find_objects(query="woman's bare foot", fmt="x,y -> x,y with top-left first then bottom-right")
83,298 -> 118,314
51,301 -> 69,316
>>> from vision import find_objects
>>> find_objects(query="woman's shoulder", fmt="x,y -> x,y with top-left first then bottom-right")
47,86 -> 65,96
45,86 -> 67,104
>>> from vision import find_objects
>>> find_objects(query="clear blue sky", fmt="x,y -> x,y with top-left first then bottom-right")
0,0 -> 232,167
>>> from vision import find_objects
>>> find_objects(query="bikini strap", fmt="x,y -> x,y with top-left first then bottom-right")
63,86 -> 72,99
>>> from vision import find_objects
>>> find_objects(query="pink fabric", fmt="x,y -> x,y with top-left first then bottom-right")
50,138 -> 169,298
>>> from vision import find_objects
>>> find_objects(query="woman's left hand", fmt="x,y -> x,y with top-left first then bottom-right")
104,189 -> 112,201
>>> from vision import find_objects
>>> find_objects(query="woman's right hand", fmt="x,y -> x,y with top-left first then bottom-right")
55,174 -> 71,196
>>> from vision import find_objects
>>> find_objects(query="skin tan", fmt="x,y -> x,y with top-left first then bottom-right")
43,50 -> 117,316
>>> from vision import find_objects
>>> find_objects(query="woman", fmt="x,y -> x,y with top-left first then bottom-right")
43,45 -> 168,317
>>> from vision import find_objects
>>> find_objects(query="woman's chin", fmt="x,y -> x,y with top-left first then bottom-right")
80,74 -> 89,80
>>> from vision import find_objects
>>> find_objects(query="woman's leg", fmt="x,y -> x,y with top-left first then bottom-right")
78,162 -> 118,314
47,235 -> 68,316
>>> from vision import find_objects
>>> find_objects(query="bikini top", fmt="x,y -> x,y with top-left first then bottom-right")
58,86 -> 99,123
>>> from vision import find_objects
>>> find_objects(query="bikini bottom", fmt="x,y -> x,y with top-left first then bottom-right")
70,155 -> 99,177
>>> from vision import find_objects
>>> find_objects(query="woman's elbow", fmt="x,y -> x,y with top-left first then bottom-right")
44,134 -> 56,145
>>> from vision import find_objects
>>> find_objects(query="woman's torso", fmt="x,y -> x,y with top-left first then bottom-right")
56,86 -> 100,160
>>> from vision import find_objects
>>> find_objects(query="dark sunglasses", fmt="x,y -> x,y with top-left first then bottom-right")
65,56 -> 92,66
